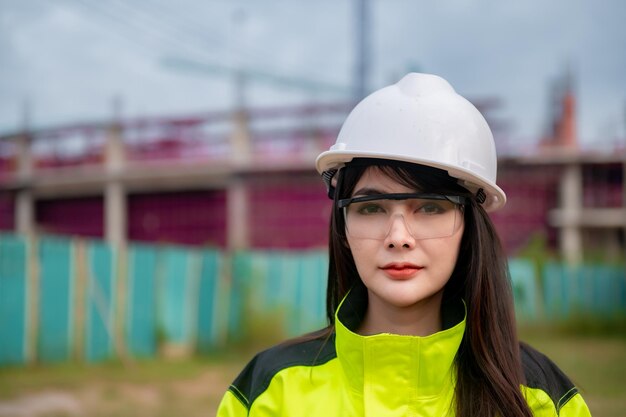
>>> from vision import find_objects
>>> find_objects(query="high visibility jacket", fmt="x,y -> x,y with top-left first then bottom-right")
217,290 -> 591,417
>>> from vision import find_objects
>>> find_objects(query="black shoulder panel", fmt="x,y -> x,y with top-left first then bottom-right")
520,342 -> 579,412
228,333 -> 337,410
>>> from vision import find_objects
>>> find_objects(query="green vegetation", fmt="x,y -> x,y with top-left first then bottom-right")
516,231 -> 626,265
516,231 -> 557,267
541,314 -> 626,338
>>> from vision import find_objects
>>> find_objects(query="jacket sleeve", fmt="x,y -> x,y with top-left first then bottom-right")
216,389 -> 249,417
520,342 -> 593,417
558,392 -> 592,417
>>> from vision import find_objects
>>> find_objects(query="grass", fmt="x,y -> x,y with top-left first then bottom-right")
520,330 -> 626,417
0,333 -> 624,416
0,351 -> 249,417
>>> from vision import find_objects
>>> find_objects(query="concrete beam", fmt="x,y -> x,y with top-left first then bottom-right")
549,208 -> 626,228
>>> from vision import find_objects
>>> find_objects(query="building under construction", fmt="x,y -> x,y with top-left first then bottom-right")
0,82 -> 624,264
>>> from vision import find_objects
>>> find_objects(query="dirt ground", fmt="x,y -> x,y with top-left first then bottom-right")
0,360 -> 243,417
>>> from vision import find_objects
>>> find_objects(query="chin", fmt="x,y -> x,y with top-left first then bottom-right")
377,288 -> 438,308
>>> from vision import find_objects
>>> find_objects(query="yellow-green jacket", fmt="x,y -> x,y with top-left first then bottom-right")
217,291 -> 591,416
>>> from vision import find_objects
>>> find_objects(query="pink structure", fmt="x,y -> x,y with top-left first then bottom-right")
0,99 -> 623,261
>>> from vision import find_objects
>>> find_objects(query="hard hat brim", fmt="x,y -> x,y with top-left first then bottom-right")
316,149 -> 507,212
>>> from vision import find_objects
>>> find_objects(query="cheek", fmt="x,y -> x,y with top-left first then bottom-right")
441,225 -> 464,272
346,238 -> 375,273
423,224 -> 463,272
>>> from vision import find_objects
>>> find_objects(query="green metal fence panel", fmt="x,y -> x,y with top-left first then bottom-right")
228,252 -> 249,340
0,234 -> 28,365
509,259 -> 539,321
293,252 -> 327,334
86,241 -> 116,362
6,226 -> 626,367
228,250 -> 328,339
575,265 -> 625,315
38,237 -> 74,363
265,254 -> 282,310
280,254 -> 300,335
257,252 -> 281,311
196,249 -> 222,352
157,246 -> 199,346
543,262 -> 626,319
244,252 -> 288,335
543,263 -> 569,318
126,244 -> 157,357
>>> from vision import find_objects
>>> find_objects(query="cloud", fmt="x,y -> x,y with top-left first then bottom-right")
1,0 -> 625,148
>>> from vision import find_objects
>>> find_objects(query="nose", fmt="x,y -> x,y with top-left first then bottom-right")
384,214 -> 416,249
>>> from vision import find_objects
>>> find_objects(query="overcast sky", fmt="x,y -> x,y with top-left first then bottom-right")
1,0 -> 625,150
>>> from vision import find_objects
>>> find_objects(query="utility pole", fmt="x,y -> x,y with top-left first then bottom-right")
355,0 -> 370,101
231,8 -> 248,111
16,99 -> 34,237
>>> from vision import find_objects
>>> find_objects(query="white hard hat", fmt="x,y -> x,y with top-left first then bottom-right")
316,72 -> 506,211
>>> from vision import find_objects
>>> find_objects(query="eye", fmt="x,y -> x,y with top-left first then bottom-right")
355,203 -> 386,215
416,201 -> 448,215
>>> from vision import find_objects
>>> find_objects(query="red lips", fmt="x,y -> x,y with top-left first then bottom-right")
380,263 -> 423,280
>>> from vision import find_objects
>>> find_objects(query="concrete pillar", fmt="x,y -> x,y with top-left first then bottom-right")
15,134 -> 35,236
230,110 -> 251,165
16,134 -> 33,180
16,191 -> 35,236
105,124 -> 125,172
104,124 -> 127,247
227,177 -> 249,250
105,181 -> 126,247
559,163 -> 583,264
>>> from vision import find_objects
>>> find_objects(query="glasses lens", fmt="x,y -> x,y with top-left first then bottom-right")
344,198 -> 460,240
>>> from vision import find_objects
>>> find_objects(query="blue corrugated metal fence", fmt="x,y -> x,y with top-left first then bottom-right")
0,235 -> 28,365
0,232 -> 624,365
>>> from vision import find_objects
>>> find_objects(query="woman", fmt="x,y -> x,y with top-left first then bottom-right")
217,73 -> 591,416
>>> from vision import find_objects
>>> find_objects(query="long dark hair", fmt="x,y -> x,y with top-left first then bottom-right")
324,158 -> 533,417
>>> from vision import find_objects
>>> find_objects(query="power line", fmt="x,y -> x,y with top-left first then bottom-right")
70,0 -> 214,59
79,0 -> 271,71
162,56 -> 351,95
68,0 -> 349,96
139,0 -> 264,62
125,0 -> 275,67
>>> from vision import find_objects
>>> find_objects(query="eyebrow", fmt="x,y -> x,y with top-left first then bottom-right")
351,187 -> 389,197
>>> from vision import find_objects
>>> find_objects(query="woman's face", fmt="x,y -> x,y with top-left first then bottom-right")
346,167 -> 464,311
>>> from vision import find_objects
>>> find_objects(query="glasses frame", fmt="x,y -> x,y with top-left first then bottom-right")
337,192 -> 470,209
